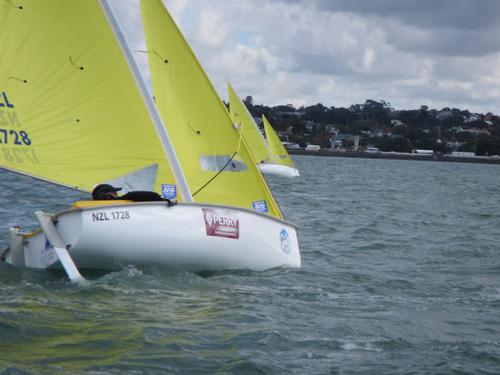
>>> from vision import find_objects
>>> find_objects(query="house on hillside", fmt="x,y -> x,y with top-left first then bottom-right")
369,129 -> 385,138
330,133 -> 360,151
463,113 -> 482,123
325,124 -> 337,134
460,128 -> 490,136
305,121 -> 321,133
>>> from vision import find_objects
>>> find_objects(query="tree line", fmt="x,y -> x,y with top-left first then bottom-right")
242,96 -> 500,156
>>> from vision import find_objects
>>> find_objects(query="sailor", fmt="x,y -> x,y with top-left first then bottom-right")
91,184 -> 172,204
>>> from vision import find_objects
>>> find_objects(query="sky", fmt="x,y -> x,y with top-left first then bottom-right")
109,0 -> 500,114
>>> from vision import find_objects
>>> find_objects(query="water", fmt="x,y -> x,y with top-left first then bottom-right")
1,156 -> 500,374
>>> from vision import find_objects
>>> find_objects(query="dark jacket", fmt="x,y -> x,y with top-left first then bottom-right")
119,191 -> 164,202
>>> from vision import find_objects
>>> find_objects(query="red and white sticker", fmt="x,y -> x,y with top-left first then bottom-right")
202,208 -> 239,239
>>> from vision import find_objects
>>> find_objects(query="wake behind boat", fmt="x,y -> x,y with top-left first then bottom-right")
0,0 -> 301,280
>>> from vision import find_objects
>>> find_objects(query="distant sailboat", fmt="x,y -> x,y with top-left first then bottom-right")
227,83 -> 300,177
0,0 -> 301,281
262,115 -> 300,177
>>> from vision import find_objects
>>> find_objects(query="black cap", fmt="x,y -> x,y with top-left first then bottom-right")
92,184 -> 122,200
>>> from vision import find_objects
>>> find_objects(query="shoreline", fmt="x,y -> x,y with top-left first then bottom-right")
288,149 -> 500,165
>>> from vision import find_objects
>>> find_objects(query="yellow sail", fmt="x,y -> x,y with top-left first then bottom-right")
263,115 -> 295,167
0,0 -> 176,194
140,0 -> 283,218
227,83 -> 271,164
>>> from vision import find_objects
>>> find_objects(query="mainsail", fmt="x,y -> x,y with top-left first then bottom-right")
227,83 -> 271,164
0,0 -> 178,194
263,115 -> 296,167
140,0 -> 283,218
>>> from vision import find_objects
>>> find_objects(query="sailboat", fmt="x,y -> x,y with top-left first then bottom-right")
261,115 -> 300,177
0,0 -> 301,280
227,83 -> 299,177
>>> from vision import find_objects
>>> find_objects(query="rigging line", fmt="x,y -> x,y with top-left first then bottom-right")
192,124 -> 245,198
5,0 -> 23,9
135,49 -> 168,64
192,151 -> 237,198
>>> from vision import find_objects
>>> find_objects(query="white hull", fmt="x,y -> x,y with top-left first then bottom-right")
259,163 -> 300,177
5,202 -> 300,272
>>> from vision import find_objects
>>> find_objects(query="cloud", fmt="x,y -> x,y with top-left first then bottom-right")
307,0 -> 500,57
315,0 -> 500,31
108,0 -> 500,114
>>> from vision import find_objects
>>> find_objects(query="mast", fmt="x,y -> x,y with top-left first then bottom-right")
99,0 -> 192,202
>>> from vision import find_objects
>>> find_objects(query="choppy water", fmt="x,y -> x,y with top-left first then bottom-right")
1,156 -> 500,374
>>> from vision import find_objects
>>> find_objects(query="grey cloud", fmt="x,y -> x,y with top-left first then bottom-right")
386,25 -> 500,57
292,52 -> 352,76
395,80 -> 499,111
431,54 -> 499,82
315,0 -> 500,31
114,0 -> 499,113
272,0 -> 500,57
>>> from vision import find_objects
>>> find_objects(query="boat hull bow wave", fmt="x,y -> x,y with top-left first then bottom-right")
6,202 -> 300,271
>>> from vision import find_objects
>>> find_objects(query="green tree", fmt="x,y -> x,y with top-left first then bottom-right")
476,136 -> 500,156
376,136 -> 412,153
351,118 -> 378,134
243,95 -> 253,107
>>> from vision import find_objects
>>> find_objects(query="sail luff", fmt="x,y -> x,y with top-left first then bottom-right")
99,0 -> 192,202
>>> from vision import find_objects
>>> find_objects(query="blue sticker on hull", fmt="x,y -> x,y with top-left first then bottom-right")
280,228 -> 291,254
161,184 -> 176,199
